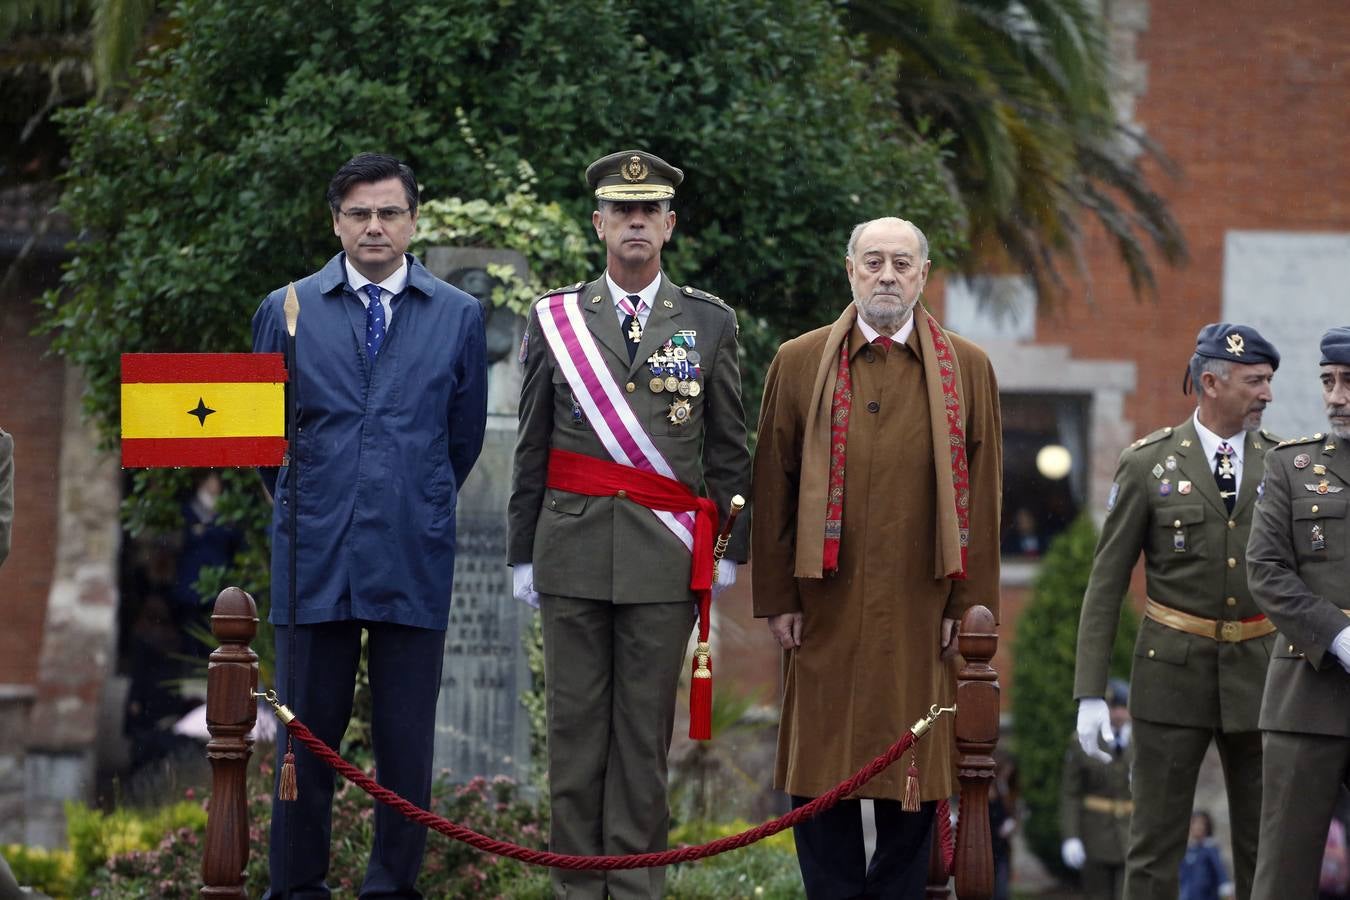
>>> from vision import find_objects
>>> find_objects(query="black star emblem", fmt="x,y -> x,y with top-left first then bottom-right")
188,397 -> 216,427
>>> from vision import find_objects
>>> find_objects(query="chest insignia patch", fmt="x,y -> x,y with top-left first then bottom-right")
1294,453 -> 1311,469
1151,464 -> 1165,480
1178,480 -> 1192,495
1107,482 -> 1120,512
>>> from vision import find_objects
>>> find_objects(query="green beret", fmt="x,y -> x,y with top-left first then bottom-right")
586,150 -> 683,202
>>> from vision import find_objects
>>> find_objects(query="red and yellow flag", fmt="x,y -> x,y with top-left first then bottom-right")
121,353 -> 287,467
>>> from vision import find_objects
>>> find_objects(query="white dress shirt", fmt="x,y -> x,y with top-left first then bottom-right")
345,256 -> 407,332
1192,411 -> 1246,495
605,270 -> 661,328
856,311 -> 917,347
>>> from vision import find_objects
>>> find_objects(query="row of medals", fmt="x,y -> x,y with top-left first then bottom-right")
637,327 -> 700,426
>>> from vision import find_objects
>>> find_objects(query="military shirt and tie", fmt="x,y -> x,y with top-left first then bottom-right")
1074,416 -> 1278,900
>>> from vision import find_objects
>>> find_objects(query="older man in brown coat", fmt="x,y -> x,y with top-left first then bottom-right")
752,217 -> 1003,899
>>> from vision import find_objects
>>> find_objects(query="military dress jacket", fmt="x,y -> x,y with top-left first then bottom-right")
252,253 -> 488,630
1074,418 -> 1278,731
1058,732 -> 1133,865
1247,434 -> 1350,738
506,273 -> 751,603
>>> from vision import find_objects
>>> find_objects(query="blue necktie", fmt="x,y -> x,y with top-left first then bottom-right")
363,283 -> 385,364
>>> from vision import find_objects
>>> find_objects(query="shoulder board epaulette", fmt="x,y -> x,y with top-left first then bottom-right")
1274,433 -> 1326,450
680,285 -> 728,307
1127,426 -> 1174,451
536,282 -> 587,302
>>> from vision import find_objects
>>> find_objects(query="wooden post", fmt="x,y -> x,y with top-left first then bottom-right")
953,604 -> 999,900
201,587 -> 259,898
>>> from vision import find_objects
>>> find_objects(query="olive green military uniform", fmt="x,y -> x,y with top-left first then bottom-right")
507,273 -> 751,899
1247,433 -> 1350,898
1074,418 -> 1278,900
1060,732 -> 1134,899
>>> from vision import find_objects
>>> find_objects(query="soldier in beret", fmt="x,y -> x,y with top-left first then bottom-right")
507,150 -> 751,898
1073,323 -> 1280,899
1247,325 -> 1350,897
1060,678 -> 1134,900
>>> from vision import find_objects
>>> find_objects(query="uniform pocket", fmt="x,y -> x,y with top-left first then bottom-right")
1134,617 -> 1190,666
1151,502 -> 1207,556
1292,497 -> 1348,561
543,489 -> 589,516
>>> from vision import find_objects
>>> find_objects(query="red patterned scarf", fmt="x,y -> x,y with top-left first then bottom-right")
804,305 -> 970,579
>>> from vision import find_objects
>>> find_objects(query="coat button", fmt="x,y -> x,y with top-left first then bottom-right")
1227,520 -> 1236,529
866,401 -> 880,413
626,381 -> 635,393
550,499 -> 557,508
1226,596 -> 1237,606
1173,519 -> 1182,528
1289,644 -> 1296,653
1148,649 -> 1156,658
616,490 -> 627,499
1312,504 -> 1320,514
863,348 -> 875,363
1227,557 -> 1237,568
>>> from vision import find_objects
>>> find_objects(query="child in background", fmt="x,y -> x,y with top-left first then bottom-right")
1179,811 -> 1234,900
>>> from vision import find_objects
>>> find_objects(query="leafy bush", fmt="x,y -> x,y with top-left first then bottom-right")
65,799 -> 208,895
2,843 -> 75,897
1010,514 -> 1138,876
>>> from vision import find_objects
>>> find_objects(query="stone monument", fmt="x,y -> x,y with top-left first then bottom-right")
423,246 -> 533,786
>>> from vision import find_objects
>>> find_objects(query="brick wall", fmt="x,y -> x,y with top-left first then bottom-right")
0,279 -> 65,687
1037,0 -> 1350,432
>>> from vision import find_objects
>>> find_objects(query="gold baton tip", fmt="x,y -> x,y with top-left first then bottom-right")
284,282 -> 300,337
730,495 -> 746,512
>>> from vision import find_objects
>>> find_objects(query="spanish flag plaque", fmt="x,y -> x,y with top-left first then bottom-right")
121,353 -> 287,467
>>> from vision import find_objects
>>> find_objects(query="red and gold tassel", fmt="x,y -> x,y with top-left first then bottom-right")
278,736 -> 298,801
689,641 -> 713,741
901,751 -> 921,812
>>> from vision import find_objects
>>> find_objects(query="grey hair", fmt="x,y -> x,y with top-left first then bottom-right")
596,198 -> 671,215
846,217 -> 929,262
1189,354 -> 1232,390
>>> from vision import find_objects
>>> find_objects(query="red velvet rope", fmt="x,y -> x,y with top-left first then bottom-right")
283,716 -> 955,871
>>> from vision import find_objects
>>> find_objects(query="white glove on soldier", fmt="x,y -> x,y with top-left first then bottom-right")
713,559 -> 737,596
512,563 -> 539,608
1061,837 -> 1086,869
1076,698 -> 1113,763
1331,625 -> 1350,674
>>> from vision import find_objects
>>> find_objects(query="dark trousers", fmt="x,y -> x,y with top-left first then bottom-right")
790,796 -> 936,900
265,620 -> 446,900
1252,730 -> 1350,899
1123,719 -> 1262,900
540,595 -> 695,900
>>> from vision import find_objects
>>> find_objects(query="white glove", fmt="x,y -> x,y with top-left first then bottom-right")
1061,837 -> 1086,870
1076,698 -> 1113,763
713,559 -> 737,596
512,563 -> 539,608
1332,625 -> 1350,674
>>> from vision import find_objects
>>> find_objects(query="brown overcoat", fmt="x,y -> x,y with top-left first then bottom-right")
751,308 -> 1002,800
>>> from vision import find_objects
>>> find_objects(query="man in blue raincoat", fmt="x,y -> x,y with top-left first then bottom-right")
253,152 -> 488,898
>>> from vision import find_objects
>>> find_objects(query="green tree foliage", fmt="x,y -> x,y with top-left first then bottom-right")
1010,513 -> 1137,875
845,0 -> 1187,301
45,0 -> 962,448
39,0 -> 963,645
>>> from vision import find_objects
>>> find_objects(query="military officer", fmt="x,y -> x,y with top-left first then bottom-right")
1247,325 -> 1350,898
506,150 -> 751,899
1073,323 -> 1280,900
1060,679 -> 1134,900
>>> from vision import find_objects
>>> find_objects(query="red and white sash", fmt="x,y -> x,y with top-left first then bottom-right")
535,291 -> 696,550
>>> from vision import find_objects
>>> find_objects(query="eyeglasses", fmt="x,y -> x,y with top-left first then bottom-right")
338,206 -> 412,224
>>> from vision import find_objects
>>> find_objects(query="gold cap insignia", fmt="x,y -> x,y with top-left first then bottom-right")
1226,333 -> 1245,355
621,155 -> 649,183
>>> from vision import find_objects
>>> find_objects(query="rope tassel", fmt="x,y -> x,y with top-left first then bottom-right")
279,737 -> 298,801
901,752 -> 921,813
689,642 -> 712,741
